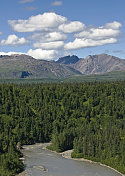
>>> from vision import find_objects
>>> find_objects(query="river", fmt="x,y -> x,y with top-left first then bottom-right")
19,143 -> 123,176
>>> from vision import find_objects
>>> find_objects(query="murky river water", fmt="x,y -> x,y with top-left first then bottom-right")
21,143 -> 123,176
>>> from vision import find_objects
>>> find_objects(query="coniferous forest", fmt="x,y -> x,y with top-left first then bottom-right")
0,82 -> 125,175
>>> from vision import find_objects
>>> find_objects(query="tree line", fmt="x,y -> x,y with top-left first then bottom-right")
0,82 -> 125,175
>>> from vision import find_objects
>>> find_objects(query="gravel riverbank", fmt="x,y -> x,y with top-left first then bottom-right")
60,149 -> 125,176
17,143 -> 125,176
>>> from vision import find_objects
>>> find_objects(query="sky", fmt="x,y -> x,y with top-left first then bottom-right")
0,0 -> 125,60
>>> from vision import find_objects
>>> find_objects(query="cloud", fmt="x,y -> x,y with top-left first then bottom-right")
105,21 -> 122,29
33,41 -> 64,50
8,12 -> 67,32
0,50 -> 71,60
27,48 -> 71,60
1,34 -> 29,46
18,0 -> 34,4
59,21 -> 85,33
30,32 -> 67,42
75,28 -> 120,40
0,32 -> 2,35
27,48 -> 59,60
64,21 -> 122,50
0,51 -> 25,55
75,21 -> 121,40
65,38 -> 117,50
4,12 -> 122,59
51,1 -> 62,6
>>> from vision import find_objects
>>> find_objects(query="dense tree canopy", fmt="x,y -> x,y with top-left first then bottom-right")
0,82 -> 125,175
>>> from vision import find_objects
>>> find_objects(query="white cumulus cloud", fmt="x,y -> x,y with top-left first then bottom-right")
33,41 -> 64,50
51,1 -> 62,6
1,34 -> 29,46
105,21 -> 122,29
2,12 -> 122,58
75,21 -> 121,40
75,28 -> 120,40
0,51 -> 25,56
30,32 -> 67,42
59,21 -> 85,33
65,21 -> 122,50
65,38 -> 117,50
0,50 -> 71,60
27,48 -> 59,60
8,12 -> 67,32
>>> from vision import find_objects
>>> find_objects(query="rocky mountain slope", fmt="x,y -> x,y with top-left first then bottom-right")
0,54 -> 81,79
57,54 -> 125,75
0,53 -> 125,79
56,55 -> 80,65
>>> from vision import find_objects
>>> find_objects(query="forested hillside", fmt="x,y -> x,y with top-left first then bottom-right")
0,82 -> 125,175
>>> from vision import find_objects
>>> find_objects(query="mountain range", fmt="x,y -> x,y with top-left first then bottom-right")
0,54 -> 80,79
0,53 -> 125,79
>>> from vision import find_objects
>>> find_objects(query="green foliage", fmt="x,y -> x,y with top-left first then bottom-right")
0,82 -> 125,174
71,152 -> 84,158
1,71 -> 125,84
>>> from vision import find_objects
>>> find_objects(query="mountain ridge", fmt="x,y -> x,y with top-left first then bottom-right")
0,54 -> 81,79
0,53 -> 125,79
56,55 -> 80,64
56,53 -> 125,75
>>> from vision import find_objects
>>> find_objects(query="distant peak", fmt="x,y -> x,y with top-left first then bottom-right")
1,54 -> 35,60
56,55 -> 80,64
86,55 -> 94,60
86,53 -> 111,59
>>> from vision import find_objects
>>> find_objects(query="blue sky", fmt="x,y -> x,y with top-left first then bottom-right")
0,0 -> 125,60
